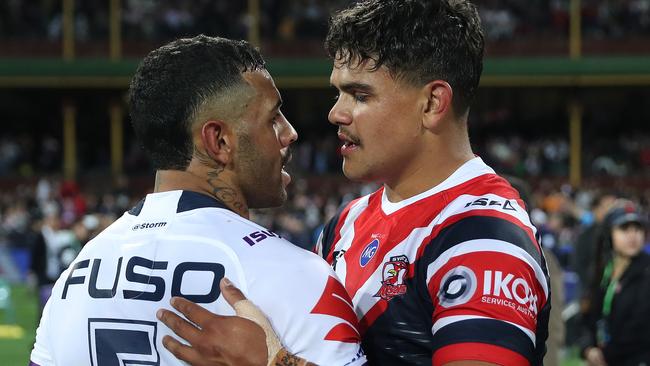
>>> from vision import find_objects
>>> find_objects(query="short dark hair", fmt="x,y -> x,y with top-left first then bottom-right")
325,0 -> 484,114
129,35 -> 265,170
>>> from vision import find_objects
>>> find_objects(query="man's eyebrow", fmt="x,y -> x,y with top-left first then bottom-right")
333,82 -> 375,93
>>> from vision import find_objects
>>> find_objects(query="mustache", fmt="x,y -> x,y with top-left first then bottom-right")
338,129 -> 361,145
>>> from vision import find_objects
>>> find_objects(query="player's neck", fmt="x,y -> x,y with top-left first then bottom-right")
154,169 -> 250,219
383,132 -> 473,203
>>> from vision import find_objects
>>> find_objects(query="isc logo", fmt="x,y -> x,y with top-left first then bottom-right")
483,270 -> 538,314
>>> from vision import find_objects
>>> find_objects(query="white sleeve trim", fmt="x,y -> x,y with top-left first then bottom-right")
432,314 -> 536,345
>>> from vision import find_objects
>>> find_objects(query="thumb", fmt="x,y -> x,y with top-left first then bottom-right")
220,278 -> 283,365
220,277 -> 247,307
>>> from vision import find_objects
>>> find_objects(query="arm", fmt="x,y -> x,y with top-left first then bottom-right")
157,278 -> 317,366
423,209 -> 549,366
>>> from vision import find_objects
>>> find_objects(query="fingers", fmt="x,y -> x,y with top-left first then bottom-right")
167,296 -> 222,327
156,306 -> 204,344
220,277 -> 247,307
162,335 -> 222,366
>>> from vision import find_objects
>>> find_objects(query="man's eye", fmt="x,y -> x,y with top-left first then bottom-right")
354,93 -> 368,102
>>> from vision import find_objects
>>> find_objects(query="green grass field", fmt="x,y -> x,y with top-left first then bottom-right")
0,284 -> 584,366
0,285 -> 39,366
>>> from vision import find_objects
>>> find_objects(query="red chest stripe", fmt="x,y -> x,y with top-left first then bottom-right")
310,276 -> 361,343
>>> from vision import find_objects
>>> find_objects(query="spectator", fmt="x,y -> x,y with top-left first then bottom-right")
580,201 -> 650,365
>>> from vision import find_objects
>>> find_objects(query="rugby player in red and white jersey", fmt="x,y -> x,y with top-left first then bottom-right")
29,36 -> 366,366
157,1 -> 550,365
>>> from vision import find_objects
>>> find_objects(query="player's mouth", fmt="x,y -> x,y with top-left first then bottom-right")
338,131 -> 361,156
281,150 -> 292,186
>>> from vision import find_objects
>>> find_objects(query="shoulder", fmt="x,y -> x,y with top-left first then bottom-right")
431,173 -> 540,256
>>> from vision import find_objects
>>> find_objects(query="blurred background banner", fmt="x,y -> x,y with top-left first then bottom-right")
0,1 -> 649,365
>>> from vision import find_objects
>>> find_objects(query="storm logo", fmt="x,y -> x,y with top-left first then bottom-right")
438,266 -> 478,308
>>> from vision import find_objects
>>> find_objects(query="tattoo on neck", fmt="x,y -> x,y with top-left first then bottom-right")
193,145 -> 213,166
206,167 -> 247,215
193,145 -> 248,215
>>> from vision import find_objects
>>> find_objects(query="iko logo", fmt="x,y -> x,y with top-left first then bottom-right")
438,266 -> 477,308
132,222 -> 167,230
482,270 -> 538,315
359,239 -> 379,267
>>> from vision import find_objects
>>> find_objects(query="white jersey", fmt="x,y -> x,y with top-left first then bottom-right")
30,190 -> 366,366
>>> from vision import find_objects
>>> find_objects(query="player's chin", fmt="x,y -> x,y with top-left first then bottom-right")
266,190 -> 287,208
266,182 -> 288,208
342,160 -> 371,182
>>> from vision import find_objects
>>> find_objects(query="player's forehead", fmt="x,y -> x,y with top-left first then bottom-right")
242,69 -> 282,111
329,55 -> 403,92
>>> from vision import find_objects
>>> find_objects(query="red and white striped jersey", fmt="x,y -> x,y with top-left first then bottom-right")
316,157 -> 550,366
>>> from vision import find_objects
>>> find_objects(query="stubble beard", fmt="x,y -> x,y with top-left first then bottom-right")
237,135 -> 286,209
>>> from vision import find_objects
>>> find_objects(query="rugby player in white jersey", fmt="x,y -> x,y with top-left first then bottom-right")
29,35 -> 366,366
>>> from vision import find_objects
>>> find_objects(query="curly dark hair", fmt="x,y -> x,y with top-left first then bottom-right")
325,0 -> 484,114
129,35 -> 265,170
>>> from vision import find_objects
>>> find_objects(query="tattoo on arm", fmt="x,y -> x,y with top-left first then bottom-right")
272,349 -> 313,366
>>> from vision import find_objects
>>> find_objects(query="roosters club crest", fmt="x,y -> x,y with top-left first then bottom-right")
374,255 -> 409,301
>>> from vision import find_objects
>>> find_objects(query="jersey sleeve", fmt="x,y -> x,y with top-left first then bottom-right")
422,212 -> 549,366
243,241 -> 366,366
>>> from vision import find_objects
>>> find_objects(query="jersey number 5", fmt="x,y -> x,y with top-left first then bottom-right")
88,318 -> 159,366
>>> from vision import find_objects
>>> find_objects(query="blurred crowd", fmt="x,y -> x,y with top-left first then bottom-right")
1,0 -> 650,56
2,131 -> 650,182
476,134 -> 650,179
478,0 -> 650,41
0,0 -> 353,44
0,177 -> 133,285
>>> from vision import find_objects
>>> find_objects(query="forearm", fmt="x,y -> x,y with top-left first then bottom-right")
271,348 -> 317,366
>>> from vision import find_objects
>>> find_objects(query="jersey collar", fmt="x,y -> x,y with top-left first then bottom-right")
128,190 -> 232,216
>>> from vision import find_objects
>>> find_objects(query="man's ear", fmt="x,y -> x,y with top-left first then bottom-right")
200,120 -> 234,166
422,80 -> 453,132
